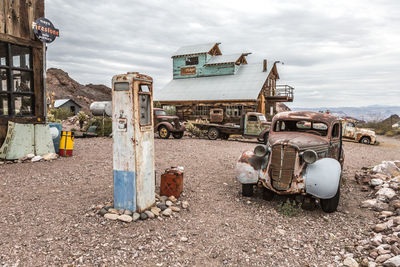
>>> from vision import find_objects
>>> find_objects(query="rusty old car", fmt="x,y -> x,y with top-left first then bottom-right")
341,118 -> 376,145
236,111 -> 345,213
154,108 -> 186,139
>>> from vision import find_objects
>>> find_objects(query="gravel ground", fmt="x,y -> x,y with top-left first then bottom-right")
0,135 -> 399,266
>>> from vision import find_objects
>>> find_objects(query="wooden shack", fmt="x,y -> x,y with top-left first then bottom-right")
155,43 -> 294,122
0,1 -> 52,159
0,0 -> 45,147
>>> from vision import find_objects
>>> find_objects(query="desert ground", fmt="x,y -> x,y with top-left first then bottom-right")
0,136 -> 399,266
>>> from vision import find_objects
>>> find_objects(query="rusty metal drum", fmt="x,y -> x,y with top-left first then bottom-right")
160,167 -> 184,198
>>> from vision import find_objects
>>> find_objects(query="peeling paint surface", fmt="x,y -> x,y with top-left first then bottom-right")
112,73 -> 155,212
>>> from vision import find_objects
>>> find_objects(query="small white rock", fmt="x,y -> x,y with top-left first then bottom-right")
181,201 -> 189,209
343,257 -> 359,267
104,213 -> 119,220
162,208 -> 172,217
117,214 -> 133,223
31,155 -> 42,162
180,236 -> 188,242
370,178 -> 384,187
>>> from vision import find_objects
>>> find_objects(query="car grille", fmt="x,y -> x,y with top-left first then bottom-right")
270,144 -> 297,190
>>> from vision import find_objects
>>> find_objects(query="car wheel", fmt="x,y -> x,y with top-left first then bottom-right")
242,184 -> 254,197
257,133 -> 269,144
207,127 -> 219,140
158,126 -> 170,139
360,136 -> 371,145
172,132 -> 184,139
320,186 -> 340,213
262,187 -> 274,201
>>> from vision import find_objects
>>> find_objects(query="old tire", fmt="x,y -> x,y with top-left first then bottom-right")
360,136 -> 371,145
172,132 -> 184,139
158,126 -> 170,139
242,184 -> 254,197
263,187 -> 274,201
207,127 -> 219,140
320,186 -> 340,213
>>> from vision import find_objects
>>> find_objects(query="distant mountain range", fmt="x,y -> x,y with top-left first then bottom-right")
292,105 -> 400,122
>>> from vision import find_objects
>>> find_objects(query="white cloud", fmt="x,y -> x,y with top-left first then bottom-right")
45,0 -> 400,108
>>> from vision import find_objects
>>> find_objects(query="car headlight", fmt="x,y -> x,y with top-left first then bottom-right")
171,121 -> 175,126
302,150 -> 318,164
254,145 -> 271,157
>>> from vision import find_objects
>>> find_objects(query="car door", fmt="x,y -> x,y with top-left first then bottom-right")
329,122 -> 341,160
244,114 -> 260,136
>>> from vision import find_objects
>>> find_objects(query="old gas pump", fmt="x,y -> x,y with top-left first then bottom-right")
112,72 -> 155,212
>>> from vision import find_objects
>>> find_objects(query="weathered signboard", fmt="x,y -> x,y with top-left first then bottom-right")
32,18 -> 59,43
180,66 -> 196,76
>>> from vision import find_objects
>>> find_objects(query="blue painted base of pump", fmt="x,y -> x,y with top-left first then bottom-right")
113,170 -> 136,211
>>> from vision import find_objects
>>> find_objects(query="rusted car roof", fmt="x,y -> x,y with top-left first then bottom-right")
273,111 -> 339,125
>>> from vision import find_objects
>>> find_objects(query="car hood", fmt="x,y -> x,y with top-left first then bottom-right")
268,132 -> 329,150
356,128 -> 376,136
157,115 -> 179,120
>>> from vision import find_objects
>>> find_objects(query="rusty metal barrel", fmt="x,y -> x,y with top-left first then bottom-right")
160,167 -> 184,198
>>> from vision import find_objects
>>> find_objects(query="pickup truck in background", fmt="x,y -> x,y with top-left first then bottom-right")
193,111 -> 270,143
341,119 -> 376,145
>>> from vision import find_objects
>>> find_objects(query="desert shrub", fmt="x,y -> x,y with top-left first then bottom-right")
49,108 -> 73,121
185,121 -> 207,137
385,130 -> 399,137
88,117 -> 112,137
77,111 -> 88,129
278,199 -> 302,217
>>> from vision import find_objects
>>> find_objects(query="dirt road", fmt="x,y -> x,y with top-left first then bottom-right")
0,136 -> 399,266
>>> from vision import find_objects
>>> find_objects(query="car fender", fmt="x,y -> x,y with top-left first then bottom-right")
304,158 -> 341,199
236,151 -> 263,184
156,122 -> 174,132
258,128 -> 270,139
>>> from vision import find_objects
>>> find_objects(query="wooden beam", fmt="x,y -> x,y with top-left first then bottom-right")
0,32 -> 42,47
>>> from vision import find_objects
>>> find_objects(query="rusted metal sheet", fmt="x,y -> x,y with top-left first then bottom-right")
112,72 -> 155,212
209,108 -> 223,123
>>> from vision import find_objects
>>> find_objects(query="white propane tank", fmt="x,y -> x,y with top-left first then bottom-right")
90,101 -> 112,116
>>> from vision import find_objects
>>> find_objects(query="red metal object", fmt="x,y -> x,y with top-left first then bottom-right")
160,167 -> 183,198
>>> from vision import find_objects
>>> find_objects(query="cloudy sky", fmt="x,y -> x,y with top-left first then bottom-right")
45,0 -> 400,108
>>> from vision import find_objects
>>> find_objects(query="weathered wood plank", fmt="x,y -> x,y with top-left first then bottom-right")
0,0 -> 6,34
33,0 -> 44,19
0,32 -> 41,47
5,0 -> 21,38
27,0 -> 34,39
32,46 -> 44,120
19,0 -> 30,39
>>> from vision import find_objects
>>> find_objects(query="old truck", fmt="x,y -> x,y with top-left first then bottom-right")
236,111 -> 345,213
154,108 -> 186,139
193,111 -> 270,142
341,119 -> 376,145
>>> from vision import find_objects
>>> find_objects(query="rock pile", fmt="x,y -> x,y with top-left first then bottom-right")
0,153 -> 59,164
354,160 -> 400,266
95,194 -> 189,223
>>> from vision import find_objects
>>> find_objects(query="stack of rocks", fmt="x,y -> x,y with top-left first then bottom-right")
95,194 -> 189,224
355,161 -> 400,266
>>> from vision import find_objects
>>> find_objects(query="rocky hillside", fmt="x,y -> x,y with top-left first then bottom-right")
46,68 -> 111,112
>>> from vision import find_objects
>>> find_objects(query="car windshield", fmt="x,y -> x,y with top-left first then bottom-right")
274,120 -> 328,136
155,110 -> 167,116
259,115 -> 267,122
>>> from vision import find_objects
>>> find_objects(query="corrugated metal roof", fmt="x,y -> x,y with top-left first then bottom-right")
172,43 -> 218,57
155,63 -> 272,102
54,99 -> 81,108
54,99 -> 70,108
205,54 -> 243,65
